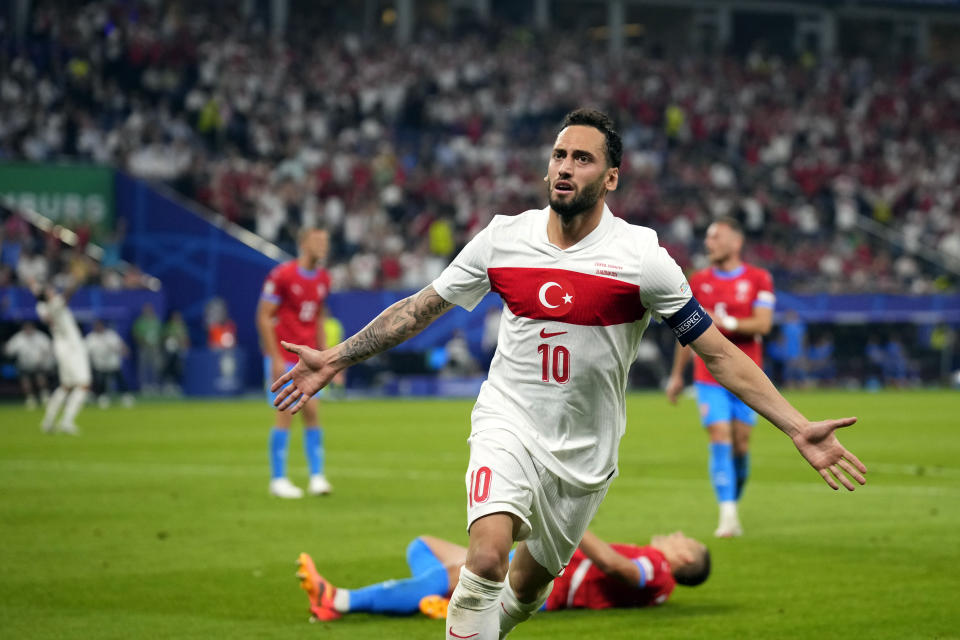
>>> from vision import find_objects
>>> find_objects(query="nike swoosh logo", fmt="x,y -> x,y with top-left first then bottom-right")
539,329 -> 567,338
448,628 -> 479,639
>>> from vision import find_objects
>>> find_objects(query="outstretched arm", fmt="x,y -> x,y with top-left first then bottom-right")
578,531 -> 641,587
688,324 -> 867,490
272,285 -> 454,413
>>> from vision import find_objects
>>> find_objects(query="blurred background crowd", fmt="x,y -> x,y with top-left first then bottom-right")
2,0 -> 958,294
1,0 -> 958,399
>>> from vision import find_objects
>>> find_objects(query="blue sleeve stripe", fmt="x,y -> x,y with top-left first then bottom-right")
260,293 -> 281,303
753,300 -> 775,309
664,296 -> 713,346
633,559 -> 647,588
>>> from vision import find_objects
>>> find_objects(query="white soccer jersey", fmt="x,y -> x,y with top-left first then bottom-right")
433,206 -> 693,489
85,329 -> 125,372
36,295 -> 84,347
4,330 -> 53,371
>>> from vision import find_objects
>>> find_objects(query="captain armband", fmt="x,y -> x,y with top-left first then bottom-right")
664,297 -> 713,346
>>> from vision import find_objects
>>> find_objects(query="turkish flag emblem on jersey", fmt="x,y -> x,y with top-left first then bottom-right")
488,267 -> 646,326
537,276 -> 575,318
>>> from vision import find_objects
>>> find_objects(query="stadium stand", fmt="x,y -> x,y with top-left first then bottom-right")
2,0 -> 959,296
1,0 -> 959,393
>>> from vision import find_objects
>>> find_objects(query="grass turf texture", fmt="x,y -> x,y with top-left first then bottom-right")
0,390 -> 957,640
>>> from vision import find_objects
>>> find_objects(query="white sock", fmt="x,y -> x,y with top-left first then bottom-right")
42,387 -> 68,427
498,578 -> 553,639
333,588 -> 350,613
719,501 -> 739,522
446,567 -> 503,640
61,388 -> 88,427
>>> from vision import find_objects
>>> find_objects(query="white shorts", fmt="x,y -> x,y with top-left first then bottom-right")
465,427 -> 612,576
55,341 -> 91,387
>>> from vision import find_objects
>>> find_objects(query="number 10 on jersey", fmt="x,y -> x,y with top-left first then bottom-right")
538,344 -> 570,384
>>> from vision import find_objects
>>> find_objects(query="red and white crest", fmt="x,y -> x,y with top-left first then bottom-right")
537,276 -> 575,318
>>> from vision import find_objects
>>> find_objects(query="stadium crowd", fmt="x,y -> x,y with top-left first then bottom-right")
1,206 -> 150,290
1,1 -> 959,294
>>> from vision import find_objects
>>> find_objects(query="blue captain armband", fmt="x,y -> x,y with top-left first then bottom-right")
664,297 -> 713,346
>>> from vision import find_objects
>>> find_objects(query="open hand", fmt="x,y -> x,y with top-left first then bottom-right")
271,341 -> 337,414
792,417 -> 867,490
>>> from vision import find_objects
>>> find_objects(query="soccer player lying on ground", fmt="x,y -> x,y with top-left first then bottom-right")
295,530 -> 709,621
272,108 -> 867,640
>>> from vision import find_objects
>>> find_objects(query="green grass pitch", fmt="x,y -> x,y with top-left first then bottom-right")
1,390 -> 958,639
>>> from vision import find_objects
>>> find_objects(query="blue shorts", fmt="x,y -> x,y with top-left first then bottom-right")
264,357 -> 321,405
695,383 -> 757,427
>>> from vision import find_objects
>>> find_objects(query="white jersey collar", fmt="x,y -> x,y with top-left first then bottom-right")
541,204 -> 613,253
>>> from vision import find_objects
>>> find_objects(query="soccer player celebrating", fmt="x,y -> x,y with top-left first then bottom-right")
295,529 -> 709,621
32,284 -> 91,435
256,227 -> 333,499
665,217 -> 775,538
272,109 -> 866,639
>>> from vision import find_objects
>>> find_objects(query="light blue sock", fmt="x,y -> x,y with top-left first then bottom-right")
269,427 -> 290,479
734,453 -> 750,500
709,442 -> 736,503
304,427 -> 324,476
347,565 -> 450,614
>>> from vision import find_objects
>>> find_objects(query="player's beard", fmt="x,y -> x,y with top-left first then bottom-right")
548,174 -> 607,221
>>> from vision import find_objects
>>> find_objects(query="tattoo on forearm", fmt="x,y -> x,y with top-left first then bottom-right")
336,286 -> 453,366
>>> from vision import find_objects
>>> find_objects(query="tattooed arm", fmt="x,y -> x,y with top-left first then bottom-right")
335,285 -> 454,366
272,285 -> 455,413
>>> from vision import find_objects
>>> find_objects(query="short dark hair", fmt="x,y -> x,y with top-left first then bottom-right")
711,216 -> 743,235
298,226 -> 328,243
559,108 -> 622,169
672,548 -> 711,587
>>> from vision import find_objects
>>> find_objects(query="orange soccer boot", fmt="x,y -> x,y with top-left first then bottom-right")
419,595 -> 450,620
296,552 -> 342,621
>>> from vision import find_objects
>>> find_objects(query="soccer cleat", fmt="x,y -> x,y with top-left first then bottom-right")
296,552 -> 341,621
58,422 -> 79,436
714,515 -> 744,538
308,475 -> 333,496
269,478 -> 304,499
419,595 -> 449,620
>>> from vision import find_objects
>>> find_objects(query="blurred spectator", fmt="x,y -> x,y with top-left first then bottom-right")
481,306 -> 501,369
16,243 -> 48,286
132,302 -> 163,393
161,310 -> 190,394
865,335 -> 888,389
441,329 -> 479,378
633,338 -> 668,389
883,336 -> 915,387
204,296 -> 237,350
806,335 -> 837,387
3,321 -> 53,409
767,310 -> 807,387
2,3 -> 957,294
85,319 -> 134,408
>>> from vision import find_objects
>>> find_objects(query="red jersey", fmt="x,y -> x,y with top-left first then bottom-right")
545,545 -> 675,611
261,261 -> 331,364
690,263 -> 774,385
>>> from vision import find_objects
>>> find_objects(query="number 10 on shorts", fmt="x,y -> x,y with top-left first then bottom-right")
469,466 -> 492,507
538,344 -> 570,384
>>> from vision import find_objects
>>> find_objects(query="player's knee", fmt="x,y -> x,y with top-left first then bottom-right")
510,577 -> 552,604
464,547 -> 508,582
707,422 -> 732,442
